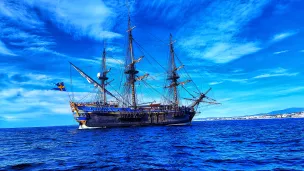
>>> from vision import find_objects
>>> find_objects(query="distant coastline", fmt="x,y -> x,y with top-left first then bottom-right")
196,111 -> 304,121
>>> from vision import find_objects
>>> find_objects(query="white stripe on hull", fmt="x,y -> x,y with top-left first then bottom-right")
78,125 -> 106,129
78,122 -> 191,129
167,122 -> 191,126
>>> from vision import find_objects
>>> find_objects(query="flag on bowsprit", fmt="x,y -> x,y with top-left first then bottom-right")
52,82 -> 66,91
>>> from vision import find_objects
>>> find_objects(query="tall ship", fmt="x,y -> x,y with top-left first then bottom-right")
68,10 -> 219,129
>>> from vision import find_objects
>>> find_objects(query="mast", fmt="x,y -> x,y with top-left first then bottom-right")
98,42 -> 109,104
188,88 -> 221,109
70,62 -> 117,101
167,34 -> 179,109
124,9 -> 139,109
165,34 -> 191,109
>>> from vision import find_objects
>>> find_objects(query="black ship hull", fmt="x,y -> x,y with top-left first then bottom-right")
78,111 -> 195,129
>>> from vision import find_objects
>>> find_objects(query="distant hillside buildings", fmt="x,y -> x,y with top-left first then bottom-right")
196,112 -> 304,121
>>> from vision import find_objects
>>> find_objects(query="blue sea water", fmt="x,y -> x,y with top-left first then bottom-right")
0,119 -> 303,171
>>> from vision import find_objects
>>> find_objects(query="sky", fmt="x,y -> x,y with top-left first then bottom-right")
1,0 -> 304,128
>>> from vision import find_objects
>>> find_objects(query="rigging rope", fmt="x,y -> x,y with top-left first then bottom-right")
133,34 -> 203,98
135,30 -> 203,94
174,53 -> 201,93
142,80 -> 172,103
108,83 -> 131,106
146,32 -> 167,45
132,39 -> 167,72
181,85 -> 196,98
77,87 -> 98,103
69,64 -> 74,101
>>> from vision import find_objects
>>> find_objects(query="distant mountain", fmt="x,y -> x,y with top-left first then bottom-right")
253,107 -> 304,116
266,108 -> 304,115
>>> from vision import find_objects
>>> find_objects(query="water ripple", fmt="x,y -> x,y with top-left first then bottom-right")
0,119 -> 303,170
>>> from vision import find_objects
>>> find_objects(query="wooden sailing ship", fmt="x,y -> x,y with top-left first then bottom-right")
69,9 -> 219,129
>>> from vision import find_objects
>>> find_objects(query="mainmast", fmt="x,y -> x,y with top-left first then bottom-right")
98,42 -> 109,105
169,34 -> 179,109
124,10 -> 140,109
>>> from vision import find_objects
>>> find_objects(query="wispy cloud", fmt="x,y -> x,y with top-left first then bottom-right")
273,50 -> 289,55
209,81 -> 223,85
0,88 -> 71,117
27,0 -> 122,41
72,56 -> 124,68
232,69 -> 243,73
177,0 -> 270,63
0,26 -> 56,58
299,50 -> 304,53
24,47 -> 67,57
202,42 -> 261,63
1,0 -> 122,41
2,27 -> 56,48
254,73 -> 298,79
0,40 -> 16,56
0,1 -> 44,29
0,70 -> 66,89
253,68 -> 298,79
107,46 -> 123,53
272,31 -> 297,42
224,78 -> 249,83
274,86 -> 304,95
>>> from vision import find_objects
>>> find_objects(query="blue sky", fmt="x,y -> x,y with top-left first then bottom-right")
1,0 -> 304,128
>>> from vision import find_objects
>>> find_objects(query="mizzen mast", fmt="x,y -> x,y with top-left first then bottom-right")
165,34 -> 191,109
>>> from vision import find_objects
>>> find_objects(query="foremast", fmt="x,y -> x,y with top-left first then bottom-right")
97,42 -> 110,105
69,62 -> 119,102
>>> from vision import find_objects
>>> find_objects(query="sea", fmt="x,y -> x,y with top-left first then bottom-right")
0,119 -> 303,171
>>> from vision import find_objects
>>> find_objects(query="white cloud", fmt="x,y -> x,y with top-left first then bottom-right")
209,81 -> 223,85
107,46 -> 123,53
75,56 -> 124,67
107,58 -> 124,66
0,1 -> 44,28
253,68 -> 298,79
0,25 -> 63,63
0,26 -> 56,58
0,40 -> 16,56
1,27 -> 56,48
1,0 -> 122,41
26,0 -> 122,41
273,67 -> 287,73
274,86 -> 304,95
254,73 -> 298,79
272,31 -> 297,42
299,50 -> 304,53
177,0 -> 270,63
232,69 -> 243,73
273,50 -> 289,55
2,70 -> 68,89
202,42 -> 261,63
224,78 -> 249,83
24,47 -> 67,57
0,88 -> 71,117
0,87 -> 126,122
1,115 -> 20,121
